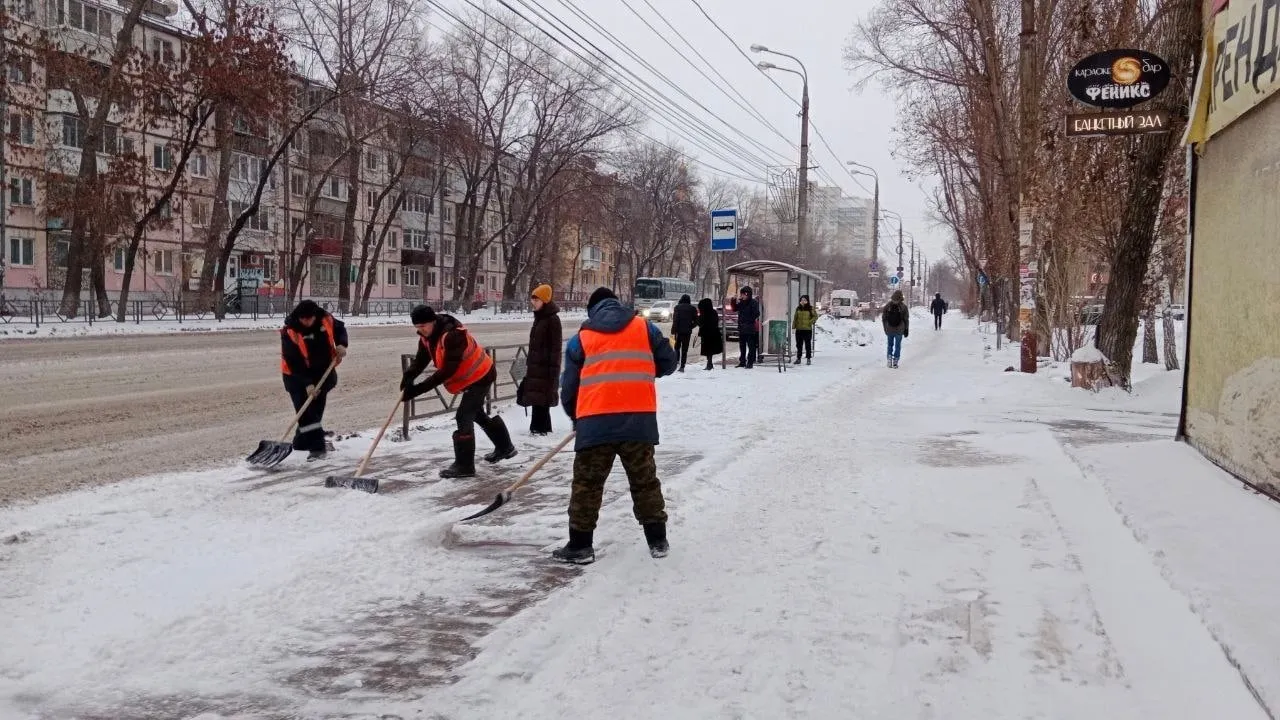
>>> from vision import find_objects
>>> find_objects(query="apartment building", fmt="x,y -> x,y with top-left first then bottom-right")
1,0 -> 507,308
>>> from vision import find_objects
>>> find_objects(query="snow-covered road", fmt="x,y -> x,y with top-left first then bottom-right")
2,316 -> 1275,719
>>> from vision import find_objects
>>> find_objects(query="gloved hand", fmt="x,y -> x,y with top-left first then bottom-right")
400,371 -> 415,391
405,382 -> 428,400
903,330 -> 909,338
305,384 -> 316,395
335,345 -> 348,365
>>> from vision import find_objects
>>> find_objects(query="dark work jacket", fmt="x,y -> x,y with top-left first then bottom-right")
672,300 -> 698,335
560,298 -> 679,451
404,314 -> 487,394
736,297 -> 761,334
519,301 -> 562,407
281,310 -> 348,386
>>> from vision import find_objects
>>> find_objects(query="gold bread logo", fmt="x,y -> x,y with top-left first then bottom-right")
1111,56 -> 1142,85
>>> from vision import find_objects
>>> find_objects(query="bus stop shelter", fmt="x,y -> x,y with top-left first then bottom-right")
723,260 -> 829,370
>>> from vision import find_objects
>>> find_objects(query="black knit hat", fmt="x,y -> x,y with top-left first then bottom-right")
587,287 -> 617,311
410,305 -> 436,325
740,286 -> 753,297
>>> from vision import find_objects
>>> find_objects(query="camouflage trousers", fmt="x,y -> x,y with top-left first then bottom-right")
568,442 -> 667,533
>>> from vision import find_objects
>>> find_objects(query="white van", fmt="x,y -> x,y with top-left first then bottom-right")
829,289 -> 858,318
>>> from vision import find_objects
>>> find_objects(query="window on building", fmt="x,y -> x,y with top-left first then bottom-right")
366,152 -> 380,170
427,270 -> 437,288
290,172 -> 305,197
321,176 -> 347,200
51,236 -> 70,268
59,115 -> 119,154
386,267 -> 397,285
441,203 -> 453,223
6,0 -> 35,20
150,37 -> 175,63
404,194 -> 429,214
8,177 -> 34,206
405,228 -> 426,250
489,246 -> 498,263
313,261 -> 338,283
157,198 -> 172,219
60,0 -> 114,36
6,56 -> 32,84
230,201 -> 270,231
402,268 -> 421,286
113,247 -> 126,272
388,231 -> 397,249
7,237 -> 35,267
7,113 -> 35,145
443,238 -> 453,258
188,152 -> 208,178
230,152 -> 267,183
489,275 -> 496,290
262,256 -> 278,281
188,200 -> 209,227
152,144 -> 174,170
152,249 -> 174,274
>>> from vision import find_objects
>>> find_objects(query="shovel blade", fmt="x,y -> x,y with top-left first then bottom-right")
324,475 -> 379,493
247,440 -> 293,467
459,492 -> 509,522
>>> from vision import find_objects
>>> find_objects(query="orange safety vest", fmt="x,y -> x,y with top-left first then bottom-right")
281,314 -> 337,375
576,316 -> 657,418
426,325 -> 494,394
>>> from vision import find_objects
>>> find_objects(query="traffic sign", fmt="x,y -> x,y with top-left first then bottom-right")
869,261 -> 879,271
868,271 -> 880,278
978,272 -> 988,286
888,276 -> 900,287
710,208 -> 737,252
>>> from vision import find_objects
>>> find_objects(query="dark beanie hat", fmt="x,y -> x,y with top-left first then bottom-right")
587,287 -> 617,311
741,286 -> 753,297
410,305 -> 436,324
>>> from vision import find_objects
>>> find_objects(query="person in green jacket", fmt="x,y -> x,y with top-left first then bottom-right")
793,295 -> 818,365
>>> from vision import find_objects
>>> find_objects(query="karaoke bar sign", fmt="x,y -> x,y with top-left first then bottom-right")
1067,49 -> 1171,109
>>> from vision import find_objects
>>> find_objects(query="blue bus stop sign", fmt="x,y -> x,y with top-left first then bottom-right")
710,209 -> 737,252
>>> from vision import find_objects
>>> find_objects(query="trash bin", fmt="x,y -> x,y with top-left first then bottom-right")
767,319 -> 788,356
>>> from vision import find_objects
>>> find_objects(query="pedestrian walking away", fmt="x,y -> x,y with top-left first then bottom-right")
280,300 -> 348,460
696,297 -> 724,370
672,294 -> 698,372
401,305 -> 518,478
518,284 -> 562,436
882,290 -> 910,369
734,286 -> 761,368
793,294 -> 817,365
930,292 -> 948,330
553,287 -> 679,564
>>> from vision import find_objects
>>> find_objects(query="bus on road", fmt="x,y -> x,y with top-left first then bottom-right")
829,289 -> 859,318
632,277 -> 697,313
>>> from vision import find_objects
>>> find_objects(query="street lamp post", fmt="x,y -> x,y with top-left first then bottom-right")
752,44 -> 809,267
845,161 -> 879,269
881,209 -> 904,294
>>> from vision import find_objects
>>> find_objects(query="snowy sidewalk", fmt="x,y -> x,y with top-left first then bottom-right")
2,317 -> 1277,719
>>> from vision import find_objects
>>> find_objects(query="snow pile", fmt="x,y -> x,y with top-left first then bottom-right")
814,314 -> 874,348
1071,345 -> 1107,363
0,307 -> 587,340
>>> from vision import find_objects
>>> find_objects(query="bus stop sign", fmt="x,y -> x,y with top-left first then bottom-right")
710,209 -> 737,252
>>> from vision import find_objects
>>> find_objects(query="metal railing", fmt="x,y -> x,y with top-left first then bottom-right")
399,343 -> 528,439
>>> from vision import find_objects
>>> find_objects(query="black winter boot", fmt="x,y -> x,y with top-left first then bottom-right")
439,432 -> 476,478
480,417 -> 518,463
643,522 -> 669,559
552,529 -> 595,564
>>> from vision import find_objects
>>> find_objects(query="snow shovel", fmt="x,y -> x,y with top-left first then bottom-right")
460,431 -> 576,522
247,359 -> 338,468
324,393 -> 403,494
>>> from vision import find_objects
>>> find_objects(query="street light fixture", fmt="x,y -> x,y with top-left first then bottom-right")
752,42 -> 810,267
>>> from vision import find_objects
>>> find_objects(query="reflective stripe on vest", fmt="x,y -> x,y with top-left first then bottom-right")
281,314 -> 336,375
430,326 -> 494,394
576,317 -> 656,418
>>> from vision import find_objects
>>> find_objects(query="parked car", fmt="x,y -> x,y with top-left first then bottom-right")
1166,304 -> 1186,320
646,300 -> 674,322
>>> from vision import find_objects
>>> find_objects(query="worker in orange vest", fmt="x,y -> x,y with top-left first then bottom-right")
553,287 -> 678,565
280,299 -> 348,460
401,305 -> 517,478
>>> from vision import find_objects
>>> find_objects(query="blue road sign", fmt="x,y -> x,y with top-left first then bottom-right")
978,271 -> 989,286
888,275 -> 901,287
710,208 -> 737,252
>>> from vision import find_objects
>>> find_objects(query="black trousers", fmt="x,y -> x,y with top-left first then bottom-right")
795,329 -> 813,360
934,312 -> 943,329
455,367 -> 496,436
674,332 -> 692,367
285,373 -> 337,451
738,332 -> 759,366
530,405 -> 553,434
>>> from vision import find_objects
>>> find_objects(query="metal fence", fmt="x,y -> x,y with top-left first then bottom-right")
0,296 -> 587,328
399,343 -> 528,438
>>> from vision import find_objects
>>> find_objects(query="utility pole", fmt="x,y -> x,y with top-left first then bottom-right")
1016,0 -> 1040,371
796,80 -> 810,267
910,237 -> 916,304
845,161 -> 880,293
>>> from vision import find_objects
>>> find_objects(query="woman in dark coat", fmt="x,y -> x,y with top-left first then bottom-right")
518,284 -> 563,434
696,297 -> 724,370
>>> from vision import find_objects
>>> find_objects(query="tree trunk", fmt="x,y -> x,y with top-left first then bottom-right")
1141,305 -> 1159,363
1162,307 -> 1180,371
337,148 -> 360,313
1095,0 -> 1200,385
199,111 -> 234,308
90,243 -> 111,317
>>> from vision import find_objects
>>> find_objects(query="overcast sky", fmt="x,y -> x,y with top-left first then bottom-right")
434,0 -> 949,273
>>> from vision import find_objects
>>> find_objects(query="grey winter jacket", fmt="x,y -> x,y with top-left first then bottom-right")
881,301 -> 910,335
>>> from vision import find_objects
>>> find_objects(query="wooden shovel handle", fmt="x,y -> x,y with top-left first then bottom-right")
353,393 -> 405,479
504,431 -> 576,496
278,359 -> 339,442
